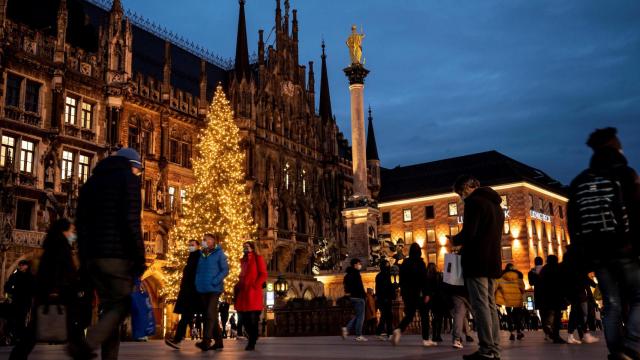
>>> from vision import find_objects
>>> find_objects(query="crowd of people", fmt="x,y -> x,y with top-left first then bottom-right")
1,127 -> 638,360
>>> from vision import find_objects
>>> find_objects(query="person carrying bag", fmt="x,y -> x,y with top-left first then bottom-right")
131,279 -> 156,340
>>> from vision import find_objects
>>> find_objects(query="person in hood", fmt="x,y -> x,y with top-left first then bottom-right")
73,148 -> 146,360
165,239 -> 203,350
341,258 -> 367,341
234,241 -> 267,351
390,243 -> 436,347
567,127 -> 640,360
452,175 -> 504,360
374,260 -> 395,340
194,233 -> 229,351
495,263 -> 525,341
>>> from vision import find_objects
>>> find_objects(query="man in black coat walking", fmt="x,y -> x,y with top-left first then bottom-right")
452,175 -> 504,360
374,260 -> 395,339
74,148 -> 146,360
4,260 -> 35,345
165,239 -> 202,349
341,258 -> 367,341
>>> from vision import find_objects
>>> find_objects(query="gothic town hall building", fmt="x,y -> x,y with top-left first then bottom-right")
0,0 -> 381,328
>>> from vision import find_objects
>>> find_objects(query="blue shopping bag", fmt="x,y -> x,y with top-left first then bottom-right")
131,279 -> 156,339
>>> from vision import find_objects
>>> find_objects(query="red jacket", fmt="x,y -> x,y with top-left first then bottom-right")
234,252 -> 268,312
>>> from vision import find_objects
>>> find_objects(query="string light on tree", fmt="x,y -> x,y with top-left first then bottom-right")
161,84 -> 255,301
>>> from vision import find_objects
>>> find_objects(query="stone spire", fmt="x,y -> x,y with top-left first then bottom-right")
319,41 -> 332,123
366,106 -> 379,161
234,0 -> 251,81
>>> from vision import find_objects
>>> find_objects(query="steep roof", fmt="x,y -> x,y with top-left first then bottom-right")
379,150 -> 566,203
366,107 -> 379,161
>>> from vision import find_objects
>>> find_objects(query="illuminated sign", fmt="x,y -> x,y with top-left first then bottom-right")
530,210 -> 551,223
266,283 -> 274,292
266,291 -> 275,307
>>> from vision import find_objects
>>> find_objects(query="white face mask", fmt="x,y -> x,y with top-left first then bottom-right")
66,233 -> 77,245
188,245 -> 198,253
354,264 -> 362,271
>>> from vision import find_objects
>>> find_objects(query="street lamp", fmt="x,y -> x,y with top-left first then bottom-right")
274,275 -> 289,298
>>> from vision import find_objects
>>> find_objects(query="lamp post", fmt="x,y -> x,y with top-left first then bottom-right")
274,275 -> 289,299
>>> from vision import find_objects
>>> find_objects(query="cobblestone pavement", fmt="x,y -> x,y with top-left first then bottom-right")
0,331 -> 608,360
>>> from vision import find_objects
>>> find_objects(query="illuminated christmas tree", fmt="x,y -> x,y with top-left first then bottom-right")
161,84 -> 255,301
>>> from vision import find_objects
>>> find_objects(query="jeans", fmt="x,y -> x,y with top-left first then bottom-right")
568,301 -> 588,336
398,296 -> 431,340
346,298 -> 365,337
506,307 -> 524,333
85,259 -> 134,360
240,311 -> 261,347
200,293 -> 222,345
467,277 -> 501,357
541,309 -> 563,339
451,295 -> 472,342
375,300 -> 393,336
595,257 -> 640,356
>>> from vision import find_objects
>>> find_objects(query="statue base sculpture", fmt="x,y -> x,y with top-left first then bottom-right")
342,205 -> 379,268
343,63 -> 370,85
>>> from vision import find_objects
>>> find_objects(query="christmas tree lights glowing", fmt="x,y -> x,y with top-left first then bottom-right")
161,84 -> 255,301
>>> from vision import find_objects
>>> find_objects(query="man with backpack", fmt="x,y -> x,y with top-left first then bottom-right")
567,127 -> 640,360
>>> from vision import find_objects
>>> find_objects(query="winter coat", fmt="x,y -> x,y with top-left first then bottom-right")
399,257 -> 429,301
453,187 -> 505,279
4,270 -> 35,309
536,262 -> 567,310
195,246 -> 229,294
568,148 -> 640,263
234,252 -> 268,312
76,156 -> 145,276
375,269 -> 396,305
174,251 -> 203,314
495,270 -> 525,308
343,266 -> 366,299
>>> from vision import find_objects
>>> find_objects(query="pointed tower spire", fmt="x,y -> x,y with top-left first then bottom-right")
111,0 -> 123,14
366,106 -> 380,161
319,40 -> 333,123
54,0 -> 68,64
234,0 -> 251,80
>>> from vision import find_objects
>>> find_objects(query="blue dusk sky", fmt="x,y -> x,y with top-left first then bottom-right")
124,0 -> 640,184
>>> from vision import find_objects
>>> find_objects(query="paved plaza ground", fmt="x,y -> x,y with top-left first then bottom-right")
0,331 -> 608,360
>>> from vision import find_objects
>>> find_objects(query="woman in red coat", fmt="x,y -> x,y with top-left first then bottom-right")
234,241 -> 268,351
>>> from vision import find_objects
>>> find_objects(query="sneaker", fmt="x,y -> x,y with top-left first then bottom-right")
341,327 -> 348,340
164,338 -> 181,349
509,333 -> 516,341
582,333 -> 600,344
391,329 -> 401,346
355,336 -> 368,342
567,334 -> 582,345
195,340 -> 211,352
463,351 -> 495,360
376,335 -> 388,341
211,342 -> 224,351
466,335 -> 475,343
517,332 -> 525,340
453,339 -> 464,349
423,339 -> 438,347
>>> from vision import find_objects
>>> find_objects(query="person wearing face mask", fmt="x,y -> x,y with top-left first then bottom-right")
9,218 -> 90,360
233,241 -> 267,351
165,240 -> 203,349
341,258 -> 368,341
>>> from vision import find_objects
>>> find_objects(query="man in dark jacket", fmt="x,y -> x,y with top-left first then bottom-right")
452,175 -> 504,360
74,148 -> 146,360
374,260 -> 395,339
165,239 -> 202,349
536,255 -> 567,343
567,128 -> 640,360
4,260 -> 35,344
341,258 -> 367,341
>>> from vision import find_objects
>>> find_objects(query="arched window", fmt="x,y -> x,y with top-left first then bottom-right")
301,169 -> 307,194
283,162 -> 290,190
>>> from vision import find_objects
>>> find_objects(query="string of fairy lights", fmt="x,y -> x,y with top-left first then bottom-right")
161,84 -> 256,301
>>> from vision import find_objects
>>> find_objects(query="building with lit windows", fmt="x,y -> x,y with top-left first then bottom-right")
376,151 -> 569,288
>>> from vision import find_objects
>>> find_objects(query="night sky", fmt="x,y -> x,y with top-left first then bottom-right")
124,0 -> 640,184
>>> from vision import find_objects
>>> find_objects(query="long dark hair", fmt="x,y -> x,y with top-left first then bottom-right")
408,242 -> 422,259
42,218 -> 72,250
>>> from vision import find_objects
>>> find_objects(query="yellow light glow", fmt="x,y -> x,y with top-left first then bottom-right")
415,236 -> 425,248
438,235 -> 448,246
161,85 -> 255,301
513,238 -> 522,249
510,224 -> 521,239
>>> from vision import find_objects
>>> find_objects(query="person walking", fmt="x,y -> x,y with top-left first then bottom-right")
451,175 -> 504,360
341,258 -> 368,342
9,219 -> 89,360
194,233 -> 229,351
390,243 -> 436,347
444,277 -> 473,349
364,288 -> 377,335
234,241 -> 267,351
219,301 -> 230,339
537,255 -> 567,344
495,263 -> 525,341
567,127 -> 640,360
563,247 -> 600,345
165,239 -> 202,349
374,260 -> 395,340
4,260 -> 35,347
428,262 -> 446,343
74,148 -> 146,360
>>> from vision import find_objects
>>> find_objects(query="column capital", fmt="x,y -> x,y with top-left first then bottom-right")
343,63 -> 370,85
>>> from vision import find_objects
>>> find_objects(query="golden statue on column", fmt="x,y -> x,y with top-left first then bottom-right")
346,25 -> 365,65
